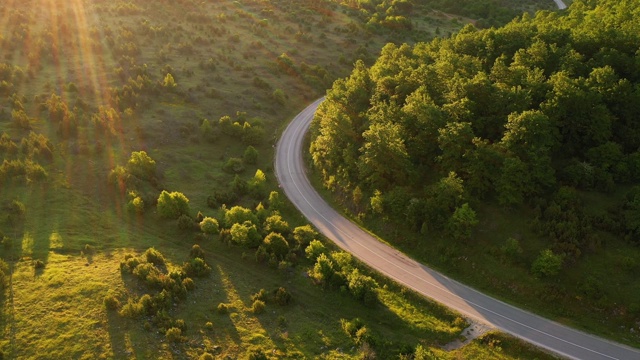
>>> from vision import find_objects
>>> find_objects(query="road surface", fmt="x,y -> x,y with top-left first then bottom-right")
274,98 -> 640,360
554,0 -> 568,10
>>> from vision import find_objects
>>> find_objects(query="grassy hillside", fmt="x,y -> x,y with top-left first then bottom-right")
0,0 -> 558,358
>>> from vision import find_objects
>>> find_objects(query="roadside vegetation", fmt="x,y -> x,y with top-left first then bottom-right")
310,0 -> 640,348
0,0 -> 564,358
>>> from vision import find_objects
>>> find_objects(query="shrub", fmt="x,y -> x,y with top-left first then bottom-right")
157,190 -> 190,219
222,157 -> 244,174
293,225 -> 317,247
119,298 -> 144,318
33,260 -> 45,269
165,327 -> 182,343
247,349 -> 268,360
126,195 -> 145,214
341,317 -> 364,337
177,214 -> 195,230
347,269 -> 378,304
144,248 -> 165,266
190,244 -> 205,259
263,232 -> 289,259
183,258 -> 211,277
224,206 -> 258,226
216,302 -> 229,314
199,217 -> 219,234
182,277 -> 195,291
531,249 -> 563,278
126,151 -> 156,181
243,145 -> 258,164
104,294 -> 120,310
251,289 -> 268,303
274,287 -> 292,306
501,237 -> 523,260
264,214 -> 289,235
251,299 -> 266,314
200,353 -> 214,360
305,240 -> 327,260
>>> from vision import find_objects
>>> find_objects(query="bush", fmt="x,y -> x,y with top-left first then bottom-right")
251,299 -> 266,314
33,259 -> 45,269
274,287 -> 292,306
183,258 -> 211,277
222,157 -> 245,174
216,302 -> 229,314
531,249 -> 563,278
119,298 -> 144,318
182,277 -> 195,291
263,232 -> 289,259
104,294 -> 120,310
144,247 -> 165,266
177,214 -> 195,230
251,289 -> 268,303
157,190 -> 190,219
200,353 -> 214,360
190,244 -> 205,259
243,146 -> 258,164
199,217 -> 219,234
347,269 -> 378,304
126,151 -> 156,181
305,239 -> 327,260
293,225 -> 317,247
165,327 -> 182,343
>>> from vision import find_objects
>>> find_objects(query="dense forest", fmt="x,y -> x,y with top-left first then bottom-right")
310,0 -> 640,333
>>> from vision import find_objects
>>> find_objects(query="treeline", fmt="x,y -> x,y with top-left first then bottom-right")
310,0 -> 640,260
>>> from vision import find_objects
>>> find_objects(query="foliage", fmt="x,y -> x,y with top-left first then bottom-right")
199,217 -> 220,234
263,232 -> 289,259
531,249 -> 563,278
157,190 -> 190,219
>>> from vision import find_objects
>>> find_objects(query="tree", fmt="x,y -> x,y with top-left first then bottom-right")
263,232 -> 289,259
293,225 -> 317,248
163,73 -> 177,88
199,217 -> 219,235
347,268 -> 378,304
447,203 -> 478,242
126,151 -> 156,181
531,249 -> 563,278
358,112 -> 410,190
224,206 -> 258,227
268,191 -> 282,210
200,119 -> 216,141
243,146 -> 258,164
157,191 -> 190,219
249,169 -> 267,198
264,214 -> 289,235
230,221 -> 261,248
305,239 -> 327,261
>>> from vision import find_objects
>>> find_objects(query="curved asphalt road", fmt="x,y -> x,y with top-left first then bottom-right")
274,98 -> 640,360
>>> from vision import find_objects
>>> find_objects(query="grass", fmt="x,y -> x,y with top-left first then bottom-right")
0,0 -> 562,358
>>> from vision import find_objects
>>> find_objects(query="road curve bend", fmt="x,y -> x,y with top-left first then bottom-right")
274,98 -> 640,360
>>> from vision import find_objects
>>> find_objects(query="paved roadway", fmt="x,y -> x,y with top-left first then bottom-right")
274,98 -> 640,360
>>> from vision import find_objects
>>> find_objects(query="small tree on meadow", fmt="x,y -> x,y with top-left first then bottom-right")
157,190 -> 190,219
446,203 -> 478,242
163,73 -> 177,89
263,232 -> 289,259
126,151 -> 156,181
200,217 -> 219,235
531,249 -> 563,278
243,145 -> 258,164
